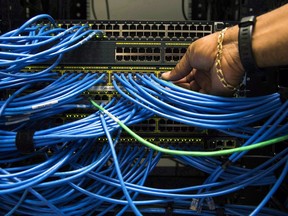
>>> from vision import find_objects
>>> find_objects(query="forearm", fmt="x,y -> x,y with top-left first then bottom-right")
253,4 -> 288,67
225,4 -> 288,69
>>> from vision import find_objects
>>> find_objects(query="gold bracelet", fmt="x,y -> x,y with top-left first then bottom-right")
215,27 -> 238,91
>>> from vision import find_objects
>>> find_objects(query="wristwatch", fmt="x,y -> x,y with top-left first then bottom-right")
238,15 -> 260,73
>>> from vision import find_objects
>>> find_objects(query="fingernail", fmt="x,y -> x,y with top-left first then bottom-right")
160,71 -> 170,79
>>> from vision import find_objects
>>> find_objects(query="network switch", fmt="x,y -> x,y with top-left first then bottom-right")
56,20 -> 228,41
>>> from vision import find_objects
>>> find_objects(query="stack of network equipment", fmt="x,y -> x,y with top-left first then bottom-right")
0,13 -> 287,216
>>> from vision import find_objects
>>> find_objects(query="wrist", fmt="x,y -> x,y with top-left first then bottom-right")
223,26 -> 245,73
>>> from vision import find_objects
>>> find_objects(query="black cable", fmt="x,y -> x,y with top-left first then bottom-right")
105,0 -> 110,20
181,0 -> 188,20
91,0 -> 97,20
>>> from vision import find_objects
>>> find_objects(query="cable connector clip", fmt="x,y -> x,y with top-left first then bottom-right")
190,198 -> 202,213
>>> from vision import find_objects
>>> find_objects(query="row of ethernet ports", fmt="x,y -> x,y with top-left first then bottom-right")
115,55 -> 184,62
115,47 -> 187,54
105,31 -> 208,39
59,22 -> 212,32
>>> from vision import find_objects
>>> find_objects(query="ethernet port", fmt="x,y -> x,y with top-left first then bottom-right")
123,32 -> 129,37
102,95 -> 109,100
114,32 -> 119,37
144,24 -> 150,30
152,24 -> 158,30
149,126 -> 155,131
172,48 -> 179,53
181,127 -> 188,132
154,48 -> 160,53
130,32 -> 136,37
167,127 -> 173,132
99,24 -> 105,30
159,24 -> 165,30
94,95 -> 101,100
226,140 -> 235,147
61,24 -> 68,29
159,119 -> 166,125
190,32 -> 196,38
173,56 -> 179,61
144,32 -> 150,37
146,48 -> 152,53
139,56 -> 145,61
149,119 -> 155,124
124,47 -> 130,53
216,140 -> 224,148
159,32 -> 165,37
208,142 -> 216,150
198,25 -> 204,31
131,55 -> 137,61
106,24 -> 112,30
137,24 -> 143,30
146,56 -> 153,61
137,32 -> 143,37
152,32 -> 158,37
183,25 -> 189,30
114,24 -> 120,30
181,48 -> 187,53
131,47 -> 138,53
123,24 -> 128,30
168,32 -> 174,38
167,119 -> 173,125
130,24 -> 136,30
168,25 -> 174,30
174,127 -> 180,132
183,32 -> 189,37
159,126 -> 165,131
91,24 -> 97,29
188,127 -> 194,132
139,47 -> 145,53
205,25 -> 211,31
116,56 -> 123,61
165,56 -> 172,61
190,25 -> 197,31
116,47 -> 123,53
166,48 -> 172,53
154,56 -> 160,61
142,126 -> 148,131
106,32 -> 112,37
124,55 -> 130,61
175,25 -> 181,30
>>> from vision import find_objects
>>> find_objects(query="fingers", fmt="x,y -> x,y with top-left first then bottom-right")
172,69 -> 202,92
161,44 -> 194,81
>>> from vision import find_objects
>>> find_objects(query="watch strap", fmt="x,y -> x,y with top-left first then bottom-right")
238,15 -> 261,74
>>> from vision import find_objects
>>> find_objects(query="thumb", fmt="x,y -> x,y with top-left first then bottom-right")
161,47 -> 194,81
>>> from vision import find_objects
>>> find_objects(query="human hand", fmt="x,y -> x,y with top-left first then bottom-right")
161,27 -> 245,96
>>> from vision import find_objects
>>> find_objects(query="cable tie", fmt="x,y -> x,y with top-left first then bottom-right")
221,160 -> 232,170
165,202 -> 174,216
15,130 -> 35,154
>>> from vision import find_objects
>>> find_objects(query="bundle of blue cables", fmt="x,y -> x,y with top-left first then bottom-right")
1,14 -> 287,216
111,73 -> 288,215
0,14 -> 105,125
